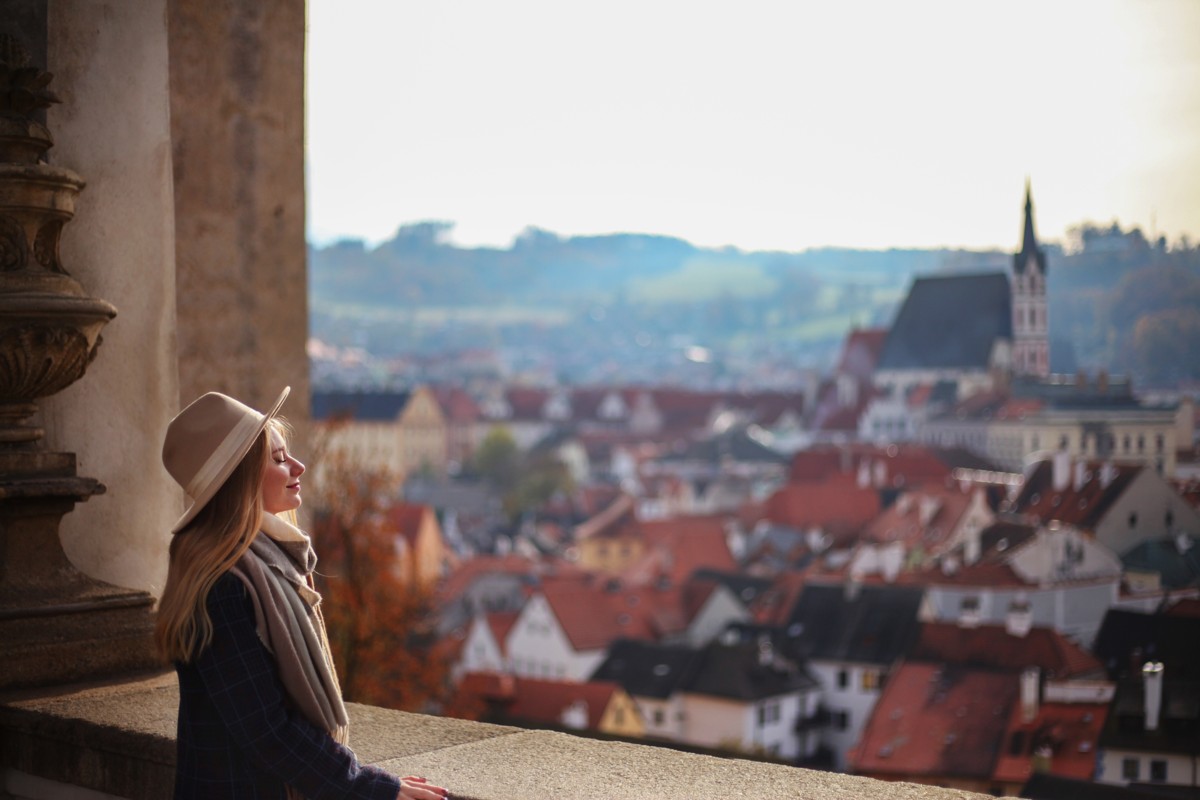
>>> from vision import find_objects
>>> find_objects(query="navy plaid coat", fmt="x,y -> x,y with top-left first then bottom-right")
173,572 -> 401,799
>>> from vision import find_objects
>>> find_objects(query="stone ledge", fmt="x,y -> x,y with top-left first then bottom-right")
0,672 -> 1023,800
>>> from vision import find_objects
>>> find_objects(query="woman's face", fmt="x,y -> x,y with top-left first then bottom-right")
261,427 -> 305,514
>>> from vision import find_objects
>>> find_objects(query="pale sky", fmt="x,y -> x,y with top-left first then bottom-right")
306,0 -> 1200,252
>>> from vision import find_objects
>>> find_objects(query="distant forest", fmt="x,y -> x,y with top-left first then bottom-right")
310,221 -> 1200,388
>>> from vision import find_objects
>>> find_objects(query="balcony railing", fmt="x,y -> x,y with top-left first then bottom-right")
0,670 -> 1027,800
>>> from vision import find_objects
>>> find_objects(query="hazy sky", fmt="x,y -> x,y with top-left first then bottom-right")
306,0 -> 1200,252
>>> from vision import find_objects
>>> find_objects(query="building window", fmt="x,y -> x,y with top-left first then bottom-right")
1123,757 -> 1139,781
1123,434 -> 1131,453
1137,434 -> 1145,453
1156,434 -> 1165,453
832,710 -> 849,731
758,701 -> 780,726
1150,760 -> 1167,782
861,670 -> 881,691
837,669 -> 849,689
653,709 -> 664,726
1059,434 -> 1069,450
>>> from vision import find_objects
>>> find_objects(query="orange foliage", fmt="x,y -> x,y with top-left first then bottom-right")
308,452 -> 448,712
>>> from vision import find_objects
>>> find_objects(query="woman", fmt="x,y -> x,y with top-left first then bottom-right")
157,387 -> 450,800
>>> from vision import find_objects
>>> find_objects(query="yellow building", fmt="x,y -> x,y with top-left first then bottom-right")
312,386 -> 449,484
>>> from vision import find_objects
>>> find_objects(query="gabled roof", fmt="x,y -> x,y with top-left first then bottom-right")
485,611 -> 519,657
1011,458 -> 1141,530
388,502 -> 433,548
836,327 -> 889,381
686,641 -> 818,701
862,484 -> 978,550
785,583 -> 924,664
622,515 -> 737,586
428,385 -> 480,423
311,389 -> 411,421
850,662 -> 1018,779
877,272 -> 1012,372
538,578 -> 686,652
590,638 -> 704,699
912,621 -> 1104,679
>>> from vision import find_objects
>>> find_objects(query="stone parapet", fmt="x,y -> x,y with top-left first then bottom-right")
0,672 -> 1024,800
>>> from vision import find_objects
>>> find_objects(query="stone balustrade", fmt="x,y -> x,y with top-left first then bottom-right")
0,671 -> 1023,800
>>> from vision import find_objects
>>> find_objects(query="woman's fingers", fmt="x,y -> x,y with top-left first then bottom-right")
400,775 -> 450,799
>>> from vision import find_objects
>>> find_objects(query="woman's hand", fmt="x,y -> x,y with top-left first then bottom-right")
397,775 -> 450,800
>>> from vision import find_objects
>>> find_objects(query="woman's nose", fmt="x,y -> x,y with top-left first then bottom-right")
291,458 -> 305,476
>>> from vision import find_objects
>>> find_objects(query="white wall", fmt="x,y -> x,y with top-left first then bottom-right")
811,661 -> 884,770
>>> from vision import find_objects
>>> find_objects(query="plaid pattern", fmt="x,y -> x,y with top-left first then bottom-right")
174,573 -> 401,799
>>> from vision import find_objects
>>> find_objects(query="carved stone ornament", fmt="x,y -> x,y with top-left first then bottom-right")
0,32 -> 116,443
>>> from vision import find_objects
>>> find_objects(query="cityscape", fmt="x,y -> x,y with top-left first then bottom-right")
304,186 -> 1200,798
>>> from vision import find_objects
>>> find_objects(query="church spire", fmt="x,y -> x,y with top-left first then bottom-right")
1014,178 -> 1046,276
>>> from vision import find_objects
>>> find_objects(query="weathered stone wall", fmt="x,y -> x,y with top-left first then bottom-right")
167,0 -> 310,425
39,1 -> 180,597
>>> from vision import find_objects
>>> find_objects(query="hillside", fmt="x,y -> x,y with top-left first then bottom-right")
310,222 -> 1200,389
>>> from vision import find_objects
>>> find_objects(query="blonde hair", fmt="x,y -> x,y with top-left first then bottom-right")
155,419 -> 291,663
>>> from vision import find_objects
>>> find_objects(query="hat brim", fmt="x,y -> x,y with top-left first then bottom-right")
170,386 -> 290,533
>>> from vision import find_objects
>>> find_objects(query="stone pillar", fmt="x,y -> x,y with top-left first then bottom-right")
168,0 -> 310,428
0,16 -> 160,689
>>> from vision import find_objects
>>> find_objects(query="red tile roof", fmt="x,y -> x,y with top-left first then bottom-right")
1012,458 -> 1141,529
862,485 -> 977,550
850,663 -> 1018,779
486,611 -> 520,657
992,701 -> 1109,784
387,502 -> 431,548
539,579 -> 687,651
764,473 -> 881,539
912,621 -> 1104,679
787,443 -> 957,488
451,671 -> 627,730
836,328 -> 889,381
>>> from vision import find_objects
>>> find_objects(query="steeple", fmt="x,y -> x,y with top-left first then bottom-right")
1014,178 -> 1046,276
1010,179 -> 1050,377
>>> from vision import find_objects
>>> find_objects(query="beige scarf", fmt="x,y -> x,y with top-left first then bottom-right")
230,513 -> 349,749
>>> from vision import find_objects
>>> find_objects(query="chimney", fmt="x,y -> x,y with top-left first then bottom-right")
1143,661 -> 1164,731
1006,598 -> 1033,638
1099,461 -> 1117,489
857,458 -> 871,488
1052,451 -> 1071,492
1020,667 -> 1040,723
1073,459 -> 1087,492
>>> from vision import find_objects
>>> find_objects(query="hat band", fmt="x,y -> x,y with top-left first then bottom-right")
185,412 -> 267,499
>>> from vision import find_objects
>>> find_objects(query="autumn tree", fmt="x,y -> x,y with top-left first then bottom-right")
307,449 -> 449,712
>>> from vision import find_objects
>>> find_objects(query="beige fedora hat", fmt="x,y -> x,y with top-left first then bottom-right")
162,386 -> 290,533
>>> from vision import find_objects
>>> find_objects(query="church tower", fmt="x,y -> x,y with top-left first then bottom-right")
1011,181 -> 1049,376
